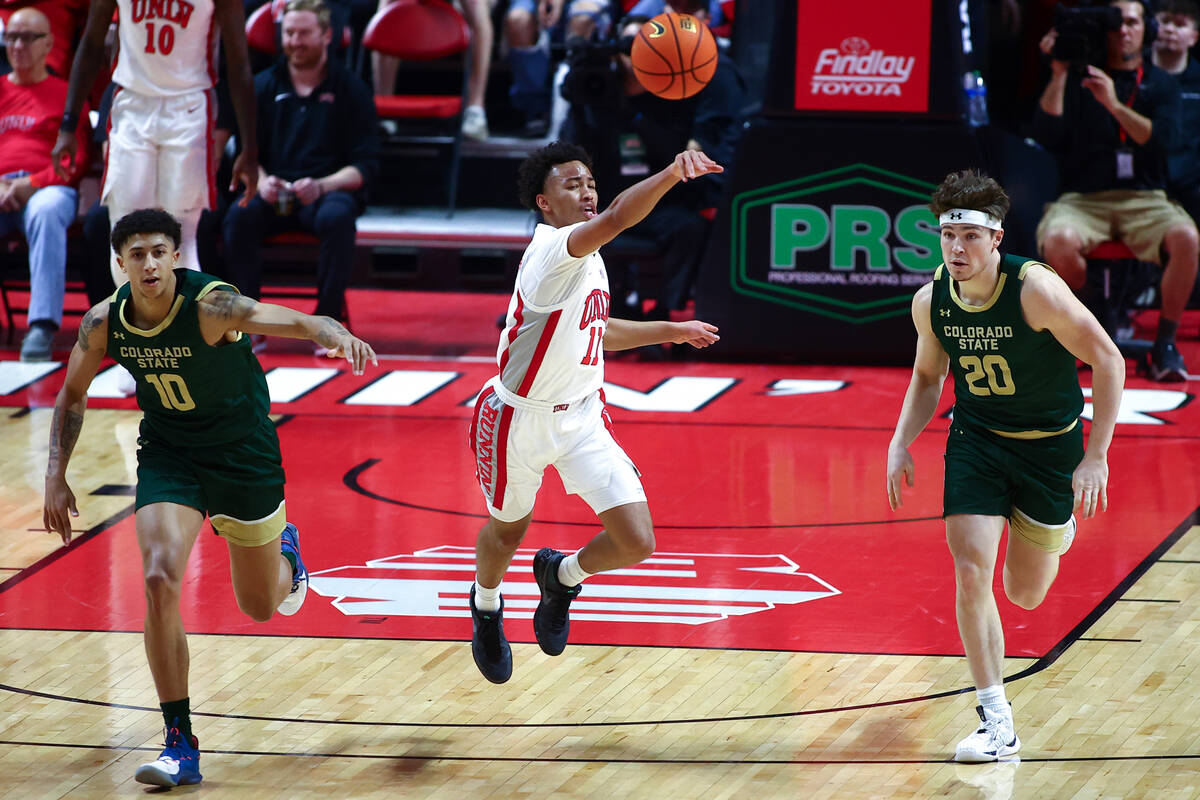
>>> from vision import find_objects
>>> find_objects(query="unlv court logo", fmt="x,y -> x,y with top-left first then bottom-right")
309,546 -> 840,626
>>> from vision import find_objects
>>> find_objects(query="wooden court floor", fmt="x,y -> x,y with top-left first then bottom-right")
2,296 -> 1200,799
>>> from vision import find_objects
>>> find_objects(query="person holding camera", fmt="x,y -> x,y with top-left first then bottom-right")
1033,0 -> 1198,382
222,0 -> 379,331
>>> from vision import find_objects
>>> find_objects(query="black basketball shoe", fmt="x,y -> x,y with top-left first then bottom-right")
470,585 -> 512,684
532,548 -> 582,656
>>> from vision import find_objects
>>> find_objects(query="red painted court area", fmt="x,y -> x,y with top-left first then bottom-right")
3,345 -> 1198,658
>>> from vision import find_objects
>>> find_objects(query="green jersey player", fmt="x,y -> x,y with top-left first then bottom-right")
886,171 -> 1125,763
42,208 -> 376,787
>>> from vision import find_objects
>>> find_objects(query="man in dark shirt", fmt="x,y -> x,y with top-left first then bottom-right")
1033,0 -> 1198,381
1153,1 -> 1200,222
222,0 -> 379,325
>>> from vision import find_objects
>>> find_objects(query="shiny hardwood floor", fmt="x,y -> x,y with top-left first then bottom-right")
2,299 -> 1200,797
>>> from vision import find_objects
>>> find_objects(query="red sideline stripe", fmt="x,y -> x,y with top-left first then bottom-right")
598,388 -> 623,446
100,86 -> 119,199
497,292 -> 524,377
204,88 -> 217,209
492,402 -> 514,511
205,12 -> 219,89
467,385 -> 492,454
516,308 -> 561,397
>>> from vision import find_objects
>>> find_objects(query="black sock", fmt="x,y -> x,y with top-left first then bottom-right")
161,698 -> 192,740
1156,317 -> 1179,347
30,320 -> 58,333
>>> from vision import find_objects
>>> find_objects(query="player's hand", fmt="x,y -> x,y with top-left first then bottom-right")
50,130 -> 77,181
1072,454 -> 1109,519
232,150 -> 260,206
1081,65 -> 1118,110
257,175 -> 286,204
292,177 -> 322,206
671,149 -> 723,182
0,181 -> 19,213
886,442 -> 914,510
43,476 -> 79,545
323,333 -> 379,375
670,320 -> 719,348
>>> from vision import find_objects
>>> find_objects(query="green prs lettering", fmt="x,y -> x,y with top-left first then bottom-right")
893,206 -> 941,272
770,204 -> 829,269
831,205 -> 890,271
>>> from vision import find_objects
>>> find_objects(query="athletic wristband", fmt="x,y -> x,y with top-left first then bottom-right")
59,111 -> 79,134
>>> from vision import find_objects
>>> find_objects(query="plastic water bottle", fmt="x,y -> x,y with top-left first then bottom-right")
963,70 -> 989,127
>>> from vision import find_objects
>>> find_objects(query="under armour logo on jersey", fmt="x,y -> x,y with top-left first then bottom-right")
113,331 -> 126,338
940,309 -> 951,317
949,212 -> 963,219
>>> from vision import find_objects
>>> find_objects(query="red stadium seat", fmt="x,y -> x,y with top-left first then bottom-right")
361,0 -> 471,214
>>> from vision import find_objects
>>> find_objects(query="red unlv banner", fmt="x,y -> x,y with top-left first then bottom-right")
794,0 -> 931,113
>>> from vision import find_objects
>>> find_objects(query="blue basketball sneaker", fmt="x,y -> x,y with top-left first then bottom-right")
278,523 -> 308,616
134,723 -> 202,787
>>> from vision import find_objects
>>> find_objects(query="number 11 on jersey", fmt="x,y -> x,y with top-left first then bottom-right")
581,325 -> 602,366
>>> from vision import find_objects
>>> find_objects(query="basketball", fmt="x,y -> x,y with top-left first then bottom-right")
630,12 -> 718,100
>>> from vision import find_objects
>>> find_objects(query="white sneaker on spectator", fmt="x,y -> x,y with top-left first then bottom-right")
462,106 -> 488,141
114,364 -> 137,397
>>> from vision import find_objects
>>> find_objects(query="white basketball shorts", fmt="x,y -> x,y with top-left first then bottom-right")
468,383 -> 645,523
103,87 -> 216,214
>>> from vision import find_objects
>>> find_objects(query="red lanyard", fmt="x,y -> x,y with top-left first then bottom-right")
1118,65 -> 1144,145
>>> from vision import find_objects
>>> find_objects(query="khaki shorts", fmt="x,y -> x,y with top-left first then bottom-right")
1036,189 -> 1196,264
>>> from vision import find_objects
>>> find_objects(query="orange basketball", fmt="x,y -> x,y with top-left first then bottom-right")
630,12 -> 718,100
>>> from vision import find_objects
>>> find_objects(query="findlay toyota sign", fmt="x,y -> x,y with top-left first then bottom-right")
794,0 -> 931,113
730,163 -> 941,324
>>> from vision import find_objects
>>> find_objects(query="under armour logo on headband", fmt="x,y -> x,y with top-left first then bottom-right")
938,208 -> 1002,230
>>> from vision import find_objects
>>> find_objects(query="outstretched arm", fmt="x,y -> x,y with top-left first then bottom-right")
1021,265 -> 1125,518
602,318 -> 719,351
198,290 -> 378,374
44,303 -> 110,544
887,283 -> 950,510
565,150 -> 723,258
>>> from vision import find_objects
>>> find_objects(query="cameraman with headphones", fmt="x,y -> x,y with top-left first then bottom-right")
1033,0 -> 1198,381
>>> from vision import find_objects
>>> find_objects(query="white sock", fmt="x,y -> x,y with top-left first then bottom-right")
977,685 -> 1010,720
473,580 -> 501,612
557,552 -> 591,588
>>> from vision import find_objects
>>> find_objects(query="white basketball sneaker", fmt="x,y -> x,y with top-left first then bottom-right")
955,706 -> 1020,763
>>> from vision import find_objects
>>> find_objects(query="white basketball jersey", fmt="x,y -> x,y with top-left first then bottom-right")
114,0 -> 217,96
494,222 -> 610,409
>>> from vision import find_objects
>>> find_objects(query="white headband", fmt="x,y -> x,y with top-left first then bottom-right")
938,209 -> 1003,230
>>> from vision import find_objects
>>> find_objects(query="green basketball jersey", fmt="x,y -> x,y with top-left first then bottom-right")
107,270 -> 271,445
930,253 -> 1083,435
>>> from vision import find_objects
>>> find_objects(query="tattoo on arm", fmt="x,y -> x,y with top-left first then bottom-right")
201,289 -> 257,325
314,317 -> 349,348
76,308 -> 104,352
47,406 -> 84,475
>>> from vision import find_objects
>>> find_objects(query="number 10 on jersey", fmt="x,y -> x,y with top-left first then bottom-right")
144,22 -> 175,54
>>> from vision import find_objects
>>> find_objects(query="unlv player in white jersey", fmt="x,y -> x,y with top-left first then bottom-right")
52,0 -> 259,281
467,141 -> 722,684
